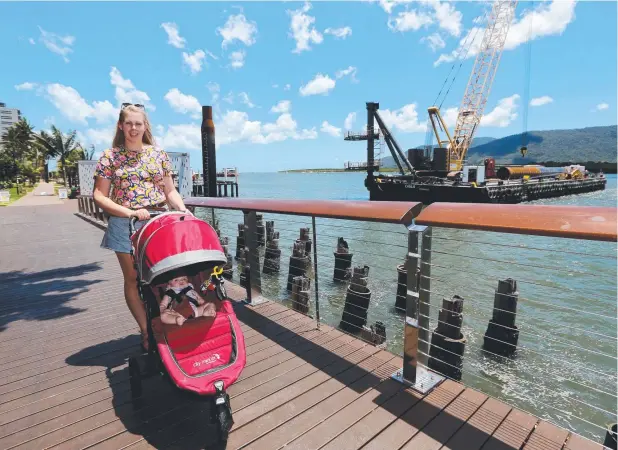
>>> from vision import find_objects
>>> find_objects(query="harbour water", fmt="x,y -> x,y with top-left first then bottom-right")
196,172 -> 617,443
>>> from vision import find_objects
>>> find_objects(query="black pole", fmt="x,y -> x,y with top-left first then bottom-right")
201,105 -> 217,197
366,102 -> 377,182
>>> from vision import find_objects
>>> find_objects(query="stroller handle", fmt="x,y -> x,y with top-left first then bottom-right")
129,210 -> 165,236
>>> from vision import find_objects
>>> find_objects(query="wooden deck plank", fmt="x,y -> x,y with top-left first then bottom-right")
564,433 -> 606,450
272,356 -> 404,450
441,397 -> 512,450
361,379 -> 466,450
314,382 -> 425,450
523,420 -> 570,450
481,408 -> 539,450
399,388 -> 488,449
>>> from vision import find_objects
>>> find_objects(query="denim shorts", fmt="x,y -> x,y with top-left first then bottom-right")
100,215 -> 147,254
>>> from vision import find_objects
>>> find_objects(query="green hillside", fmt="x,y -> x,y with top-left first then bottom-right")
467,125 -> 617,164
380,126 -> 616,169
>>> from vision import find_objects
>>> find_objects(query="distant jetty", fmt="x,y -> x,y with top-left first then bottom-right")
279,167 -> 399,174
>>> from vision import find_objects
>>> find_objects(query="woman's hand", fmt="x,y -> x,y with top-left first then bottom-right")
131,208 -> 151,221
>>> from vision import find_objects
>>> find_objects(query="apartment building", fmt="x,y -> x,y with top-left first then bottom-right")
0,102 -> 22,144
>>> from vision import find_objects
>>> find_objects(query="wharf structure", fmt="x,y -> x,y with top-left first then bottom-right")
3,187 -> 613,448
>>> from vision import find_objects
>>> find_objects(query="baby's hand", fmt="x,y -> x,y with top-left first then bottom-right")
202,302 -> 217,318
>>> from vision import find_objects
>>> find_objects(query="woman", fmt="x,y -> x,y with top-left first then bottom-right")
93,103 -> 189,352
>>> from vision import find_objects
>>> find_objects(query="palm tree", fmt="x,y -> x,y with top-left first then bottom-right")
34,126 -> 80,187
0,118 -> 37,187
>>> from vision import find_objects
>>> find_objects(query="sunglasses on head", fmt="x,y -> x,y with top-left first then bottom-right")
121,103 -> 145,110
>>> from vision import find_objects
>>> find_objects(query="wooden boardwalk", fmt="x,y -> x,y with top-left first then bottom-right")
0,201 -> 606,449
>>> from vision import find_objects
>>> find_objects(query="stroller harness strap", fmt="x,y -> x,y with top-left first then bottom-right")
165,286 -> 199,308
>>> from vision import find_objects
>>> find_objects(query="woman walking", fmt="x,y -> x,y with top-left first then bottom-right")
93,103 -> 189,352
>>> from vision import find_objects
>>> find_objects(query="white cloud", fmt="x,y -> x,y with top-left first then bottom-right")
238,92 -> 255,108
530,95 -> 553,107
271,100 -> 291,114
430,0 -> 463,37
288,2 -> 324,53
38,26 -> 75,63
379,103 -> 427,133
335,66 -> 358,82
110,67 -> 154,110
272,84 -> 279,89
156,109 -> 317,150
344,112 -> 356,130
481,94 -> 520,127
164,88 -> 201,118
28,38 -> 35,45
435,0 -> 576,66
15,82 -> 37,91
79,128 -> 115,148
161,22 -> 186,48
157,123 -> 202,150
284,84 -> 291,91
388,10 -> 433,32
325,26 -> 352,39
595,103 -> 609,111
217,13 -> 258,48
207,82 -> 220,104
299,73 -> 336,96
44,84 -> 117,125
229,50 -> 246,69
378,0 -> 413,15
422,33 -> 446,51
321,121 -> 341,137
182,49 -> 206,74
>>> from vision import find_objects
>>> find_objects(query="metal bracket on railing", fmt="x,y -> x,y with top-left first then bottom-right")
242,210 -> 267,305
392,224 -> 444,394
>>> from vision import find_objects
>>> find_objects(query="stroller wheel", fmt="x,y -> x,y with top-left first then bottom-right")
128,357 -> 142,399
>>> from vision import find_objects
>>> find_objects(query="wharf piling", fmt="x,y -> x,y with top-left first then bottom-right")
263,230 -> 281,274
291,275 -> 311,314
287,240 -> 309,292
395,263 -> 407,311
428,295 -> 467,381
340,265 -> 371,333
333,237 -> 353,282
235,223 -> 244,260
483,278 -> 520,357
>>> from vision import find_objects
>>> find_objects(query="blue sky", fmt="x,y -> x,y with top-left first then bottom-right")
2,0 -> 616,172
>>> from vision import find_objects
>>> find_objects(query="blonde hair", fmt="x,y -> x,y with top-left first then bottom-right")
112,104 -> 155,149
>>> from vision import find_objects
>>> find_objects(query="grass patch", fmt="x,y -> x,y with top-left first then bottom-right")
0,185 -> 35,206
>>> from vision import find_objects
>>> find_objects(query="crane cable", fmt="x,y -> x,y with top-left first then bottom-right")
425,3 -> 492,150
521,2 -> 534,158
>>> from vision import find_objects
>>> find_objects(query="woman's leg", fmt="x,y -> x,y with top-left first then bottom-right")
116,252 -> 148,349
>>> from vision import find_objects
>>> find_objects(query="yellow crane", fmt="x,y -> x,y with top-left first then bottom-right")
428,0 -> 518,173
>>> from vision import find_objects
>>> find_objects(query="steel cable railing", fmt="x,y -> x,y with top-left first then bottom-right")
136,197 -> 616,448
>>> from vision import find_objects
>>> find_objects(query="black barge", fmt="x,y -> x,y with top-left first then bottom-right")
346,102 -> 607,205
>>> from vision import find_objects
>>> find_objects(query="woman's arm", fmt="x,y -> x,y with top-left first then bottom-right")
162,175 -> 188,212
93,177 -> 135,218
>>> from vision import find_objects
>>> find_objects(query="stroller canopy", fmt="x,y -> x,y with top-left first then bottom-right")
132,212 -> 227,284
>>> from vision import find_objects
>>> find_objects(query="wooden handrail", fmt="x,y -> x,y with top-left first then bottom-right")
184,197 -> 423,225
415,203 -> 618,242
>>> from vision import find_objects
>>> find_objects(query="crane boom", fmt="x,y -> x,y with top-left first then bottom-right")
429,0 -> 517,172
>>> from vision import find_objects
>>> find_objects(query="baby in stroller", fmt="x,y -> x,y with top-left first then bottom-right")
158,268 -> 220,326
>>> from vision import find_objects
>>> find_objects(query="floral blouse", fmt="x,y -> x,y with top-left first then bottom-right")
94,146 -> 172,209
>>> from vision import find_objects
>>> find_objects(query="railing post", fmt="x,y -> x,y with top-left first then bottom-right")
243,210 -> 266,305
312,216 -> 320,329
392,224 -> 443,394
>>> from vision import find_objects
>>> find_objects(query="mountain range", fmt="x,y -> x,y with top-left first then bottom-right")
380,125 -> 617,168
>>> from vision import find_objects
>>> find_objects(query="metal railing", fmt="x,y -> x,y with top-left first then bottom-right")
413,202 -> 617,447
76,195 -> 617,447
